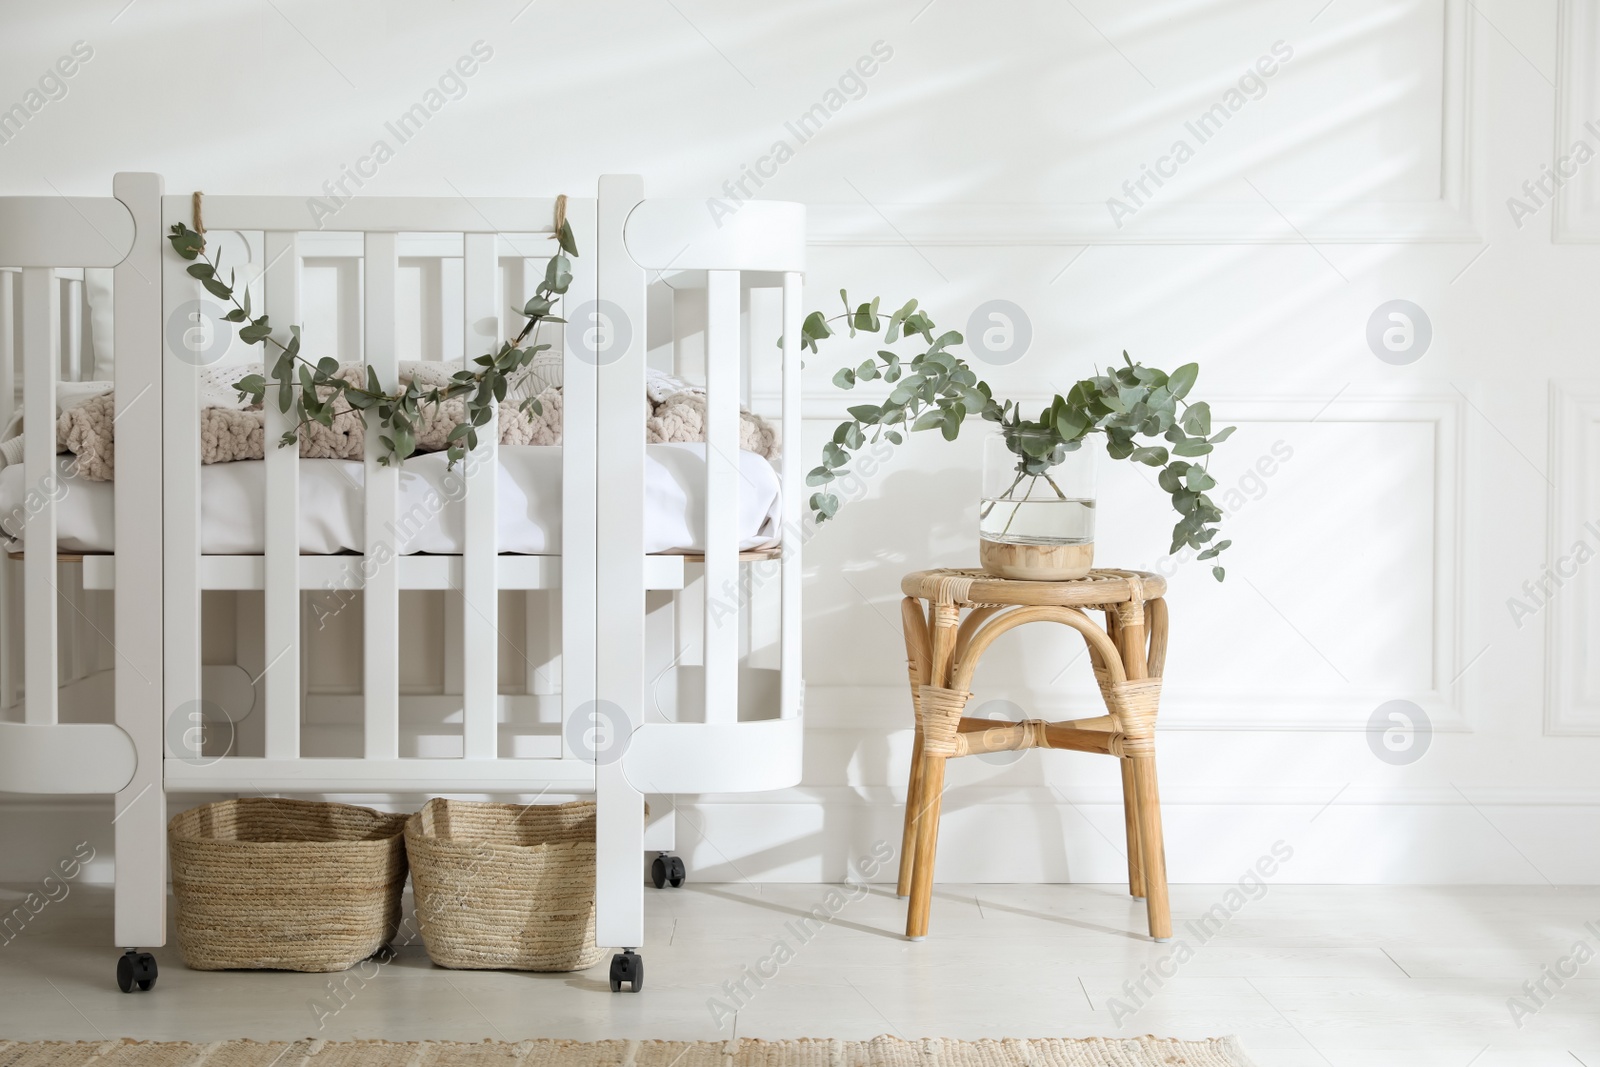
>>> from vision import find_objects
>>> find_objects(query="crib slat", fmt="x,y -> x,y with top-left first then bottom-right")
0,272 -> 14,436
21,268 -> 58,726
0,270 -> 14,711
60,275 -> 88,682
780,272 -> 802,720
263,231 -> 301,759
703,269 -> 739,724
363,232 -> 400,759
461,232 -> 499,759
562,198 -> 599,761
62,277 -> 83,381
161,194 -> 204,766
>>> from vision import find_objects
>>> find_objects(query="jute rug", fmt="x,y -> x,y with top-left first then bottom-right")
0,1037 -> 1256,1066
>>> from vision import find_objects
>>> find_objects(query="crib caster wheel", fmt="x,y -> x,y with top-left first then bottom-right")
609,949 -> 643,992
117,950 -> 157,993
652,853 -> 687,889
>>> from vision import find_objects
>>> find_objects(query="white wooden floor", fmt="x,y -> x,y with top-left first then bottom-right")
1,882 -> 1597,1066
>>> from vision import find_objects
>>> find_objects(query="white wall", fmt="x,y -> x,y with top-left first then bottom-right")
2,0 -> 1599,885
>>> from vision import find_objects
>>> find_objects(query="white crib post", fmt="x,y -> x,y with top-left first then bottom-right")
363,232 -> 400,759
595,174 -> 646,952
263,231 -> 301,759
461,232 -> 498,759
780,271 -> 802,720
703,270 -> 740,724
117,171 -> 166,950
22,267 -> 58,726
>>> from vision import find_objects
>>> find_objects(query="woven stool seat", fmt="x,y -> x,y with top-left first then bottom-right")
901,567 -> 1166,609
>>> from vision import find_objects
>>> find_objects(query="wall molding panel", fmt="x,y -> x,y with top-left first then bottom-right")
1544,381 -> 1600,733
809,0 -> 1476,246
1555,0 -> 1600,241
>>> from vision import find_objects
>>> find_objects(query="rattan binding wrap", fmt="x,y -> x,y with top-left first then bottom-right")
405,797 -> 604,972
169,798 -> 409,972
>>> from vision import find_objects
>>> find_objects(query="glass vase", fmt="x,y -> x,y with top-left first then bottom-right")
979,428 -> 1097,580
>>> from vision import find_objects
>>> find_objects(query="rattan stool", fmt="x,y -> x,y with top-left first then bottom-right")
897,567 -> 1172,942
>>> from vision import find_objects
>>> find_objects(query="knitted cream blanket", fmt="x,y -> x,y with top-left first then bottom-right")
53,362 -> 778,482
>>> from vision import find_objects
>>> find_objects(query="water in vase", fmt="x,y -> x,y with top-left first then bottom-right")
979,497 -> 1096,546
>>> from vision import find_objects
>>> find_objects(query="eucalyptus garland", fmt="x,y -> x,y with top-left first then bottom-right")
801,293 -> 1235,579
165,216 -> 577,467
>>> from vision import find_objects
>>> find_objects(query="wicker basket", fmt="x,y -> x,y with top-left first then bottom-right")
405,797 -> 604,971
169,798 -> 409,972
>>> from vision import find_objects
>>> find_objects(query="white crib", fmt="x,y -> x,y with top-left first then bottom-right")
0,173 -> 806,992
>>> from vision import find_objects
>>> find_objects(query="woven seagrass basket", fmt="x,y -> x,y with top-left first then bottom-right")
169,798 -> 409,972
405,797 -> 603,971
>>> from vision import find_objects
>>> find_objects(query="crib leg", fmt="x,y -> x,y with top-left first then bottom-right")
596,761 -> 646,988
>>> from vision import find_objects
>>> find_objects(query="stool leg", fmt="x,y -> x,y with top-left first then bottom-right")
905,752 -> 946,940
906,599 -> 961,940
897,726 -> 926,898
1108,598 -> 1157,911
1132,752 -> 1171,940
898,596 -> 933,899
1120,757 -> 1145,899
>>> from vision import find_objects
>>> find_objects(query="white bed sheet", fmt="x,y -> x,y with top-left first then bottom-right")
0,444 -> 781,555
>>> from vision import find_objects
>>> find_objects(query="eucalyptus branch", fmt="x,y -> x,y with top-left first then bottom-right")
795,291 -> 1236,580
166,217 -> 578,467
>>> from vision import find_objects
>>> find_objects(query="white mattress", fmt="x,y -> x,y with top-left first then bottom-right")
0,444 -> 781,555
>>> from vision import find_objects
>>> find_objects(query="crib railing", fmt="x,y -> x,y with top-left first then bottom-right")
157,193 -> 600,791
0,174 -> 806,957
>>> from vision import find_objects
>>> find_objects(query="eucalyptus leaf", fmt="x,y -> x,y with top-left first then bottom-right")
167,224 -> 206,260
1168,363 -> 1199,399
543,254 -> 572,294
